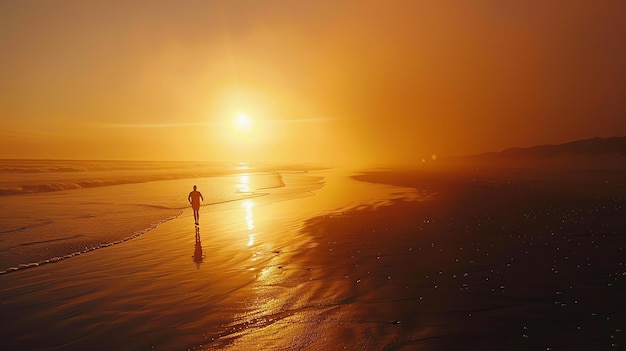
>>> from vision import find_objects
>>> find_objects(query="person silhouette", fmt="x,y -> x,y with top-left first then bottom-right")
188,185 -> 204,225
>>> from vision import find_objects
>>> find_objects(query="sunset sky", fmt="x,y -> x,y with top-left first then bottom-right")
1,0 -> 625,165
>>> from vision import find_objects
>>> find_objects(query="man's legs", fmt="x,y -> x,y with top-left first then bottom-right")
193,208 -> 200,225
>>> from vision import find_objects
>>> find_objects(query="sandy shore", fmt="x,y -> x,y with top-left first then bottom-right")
1,167 -> 624,350
202,168 -> 625,350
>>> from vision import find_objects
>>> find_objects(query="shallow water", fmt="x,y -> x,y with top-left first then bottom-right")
0,167 -> 420,350
0,160 -> 323,272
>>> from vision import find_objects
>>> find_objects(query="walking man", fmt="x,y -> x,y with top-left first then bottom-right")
188,185 -> 204,226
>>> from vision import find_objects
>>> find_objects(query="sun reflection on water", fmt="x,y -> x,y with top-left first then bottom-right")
236,174 -> 251,193
236,173 -> 257,246
247,233 -> 256,247
243,200 -> 255,231
236,162 -> 250,171
242,199 -> 257,248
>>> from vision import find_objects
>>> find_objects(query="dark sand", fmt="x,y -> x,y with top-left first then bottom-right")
197,167 -> 625,350
1,167 -> 624,350
336,169 -> 626,350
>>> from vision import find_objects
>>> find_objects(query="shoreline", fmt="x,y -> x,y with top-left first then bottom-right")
0,169 -> 320,273
1,168 -> 624,350
202,168 -> 625,350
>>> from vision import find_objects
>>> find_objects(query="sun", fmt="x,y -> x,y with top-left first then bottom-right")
233,112 -> 253,133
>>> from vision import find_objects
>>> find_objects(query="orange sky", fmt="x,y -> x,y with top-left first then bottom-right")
1,0 -> 625,165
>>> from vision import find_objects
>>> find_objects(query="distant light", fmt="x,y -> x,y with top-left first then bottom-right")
431,155 -> 437,160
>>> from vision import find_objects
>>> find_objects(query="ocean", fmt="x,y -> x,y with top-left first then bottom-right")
0,159 -> 429,350
0,159 -> 418,274
0,159 -> 331,273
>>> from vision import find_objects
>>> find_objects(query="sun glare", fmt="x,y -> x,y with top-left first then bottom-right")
233,112 -> 253,133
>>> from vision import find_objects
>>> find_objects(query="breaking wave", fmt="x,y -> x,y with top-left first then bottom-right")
0,159 -> 319,196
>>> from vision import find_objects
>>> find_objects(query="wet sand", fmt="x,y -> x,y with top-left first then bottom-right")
1,167 -> 624,350
205,168 -> 625,350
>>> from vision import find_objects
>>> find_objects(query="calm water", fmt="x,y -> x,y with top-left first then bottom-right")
0,161 -> 422,350
0,160 -> 328,272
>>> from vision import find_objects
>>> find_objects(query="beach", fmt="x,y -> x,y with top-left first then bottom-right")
3,2 -> 625,349
1,163 -> 624,350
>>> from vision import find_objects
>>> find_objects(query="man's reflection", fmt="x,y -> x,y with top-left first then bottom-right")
193,227 -> 204,269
